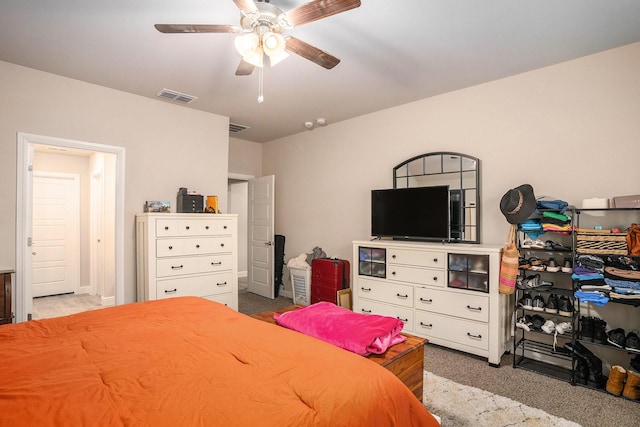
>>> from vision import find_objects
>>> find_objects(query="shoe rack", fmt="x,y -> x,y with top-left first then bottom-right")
571,207 -> 640,401
512,207 -> 578,383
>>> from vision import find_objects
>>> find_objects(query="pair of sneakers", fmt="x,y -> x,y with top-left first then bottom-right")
541,319 -> 573,335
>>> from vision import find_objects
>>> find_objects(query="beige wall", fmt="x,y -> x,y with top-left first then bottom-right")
229,137 -> 262,177
0,61 -> 230,303
262,42 -> 640,264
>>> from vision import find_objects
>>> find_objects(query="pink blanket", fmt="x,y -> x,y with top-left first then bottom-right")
274,302 -> 407,356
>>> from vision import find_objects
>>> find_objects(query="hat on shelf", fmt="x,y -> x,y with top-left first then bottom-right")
500,184 -> 536,224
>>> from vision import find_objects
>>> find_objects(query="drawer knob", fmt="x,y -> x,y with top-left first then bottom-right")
420,297 -> 433,303
211,261 -> 222,266
196,244 -> 200,249
467,332 -> 482,340
420,322 -> 433,328
168,246 -> 173,250
391,271 -> 396,276
397,317 -> 408,322
433,276 -> 438,282
433,258 -> 438,263
205,226 -> 210,230
361,287 -> 372,292
220,243 -> 225,247
186,226 -> 190,230
165,289 -> 177,294
392,254 -> 396,259
223,225 -> 227,229
171,265 -> 184,270
164,226 -> 169,230
467,305 -> 482,311
396,293 -> 408,299
217,282 -> 228,287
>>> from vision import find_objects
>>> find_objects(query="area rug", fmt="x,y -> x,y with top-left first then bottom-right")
423,371 -> 582,426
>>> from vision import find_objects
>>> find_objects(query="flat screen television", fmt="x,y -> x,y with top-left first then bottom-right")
371,186 -> 450,241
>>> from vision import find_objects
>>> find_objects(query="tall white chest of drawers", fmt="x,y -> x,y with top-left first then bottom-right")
136,213 -> 238,310
353,240 -> 512,366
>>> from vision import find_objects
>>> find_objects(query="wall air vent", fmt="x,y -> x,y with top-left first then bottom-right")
229,123 -> 250,133
156,88 -> 197,104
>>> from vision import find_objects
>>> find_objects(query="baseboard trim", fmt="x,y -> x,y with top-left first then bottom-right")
101,295 -> 115,307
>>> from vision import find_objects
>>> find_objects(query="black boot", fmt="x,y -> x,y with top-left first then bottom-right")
580,316 -> 594,341
592,318 -> 607,345
573,355 -> 589,385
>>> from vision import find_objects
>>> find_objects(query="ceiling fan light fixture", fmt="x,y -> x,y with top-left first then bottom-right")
234,32 -> 260,57
243,46 -> 264,67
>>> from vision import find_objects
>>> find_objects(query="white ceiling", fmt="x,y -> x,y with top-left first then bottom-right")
1,0 -> 639,143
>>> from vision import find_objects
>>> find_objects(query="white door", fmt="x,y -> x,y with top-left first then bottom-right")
247,175 -> 275,299
31,172 -> 80,297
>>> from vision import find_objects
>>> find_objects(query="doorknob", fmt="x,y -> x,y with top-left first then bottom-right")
264,241 -> 273,246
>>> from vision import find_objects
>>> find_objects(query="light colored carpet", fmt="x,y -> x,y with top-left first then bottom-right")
423,371 -> 581,427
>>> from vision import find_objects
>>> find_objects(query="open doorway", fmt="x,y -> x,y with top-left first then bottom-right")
16,133 -> 125,323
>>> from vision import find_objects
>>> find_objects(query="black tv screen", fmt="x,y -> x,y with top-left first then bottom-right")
371,186 -> 450,241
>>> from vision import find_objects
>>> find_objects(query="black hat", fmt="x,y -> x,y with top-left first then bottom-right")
500,184 -> 536,224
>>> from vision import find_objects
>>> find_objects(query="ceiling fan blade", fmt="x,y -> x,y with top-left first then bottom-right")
285,36 -> 340,69
283,0 -> 361,27
235,59 -> 255,76
233,0 -> 258,14
154,24 -> 240,33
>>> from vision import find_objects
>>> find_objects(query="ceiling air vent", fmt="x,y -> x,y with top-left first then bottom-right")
229,123 -> 250,133
156,88 -> 197,104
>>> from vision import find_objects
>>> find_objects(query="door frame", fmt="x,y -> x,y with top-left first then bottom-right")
16,132 -> 125,322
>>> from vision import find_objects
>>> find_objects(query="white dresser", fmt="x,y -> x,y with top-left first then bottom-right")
353,240 -> 512,366
136,213 -> 238,310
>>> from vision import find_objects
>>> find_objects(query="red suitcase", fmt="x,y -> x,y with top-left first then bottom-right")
311,258 -> 350,304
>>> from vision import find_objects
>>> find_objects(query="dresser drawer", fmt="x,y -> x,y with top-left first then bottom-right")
204,292 -> 233,307
156,257 -> 199,277
386,265 -> 445,287
387,248 -> 445,269
156,219 -> 199,237
414,311 -> 489,351
415,287 -> 488,322
182,237 -> 233,255
356,278 -> 413,308
198,254 -> 233,273
156,272 -> 233,299
199,218 -> 235,235
354,299 -> 414,332
156,239 -> 186,257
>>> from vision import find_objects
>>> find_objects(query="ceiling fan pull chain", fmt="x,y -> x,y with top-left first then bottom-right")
258,66 -> 264,103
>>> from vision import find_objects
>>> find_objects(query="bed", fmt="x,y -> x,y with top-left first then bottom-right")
0,297 -> 439,426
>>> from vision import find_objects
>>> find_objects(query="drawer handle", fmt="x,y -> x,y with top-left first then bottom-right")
168,246 -> 173,250
361,309 -> 372,313
397,317 -> 408,322
392,254 -> 396,259
164,226 -> 169,230
419,297 -> 433,303
467,332 -> 482,340
217,282 -> 228,287
220,243 -> 225,247
211,261 -> 222,266
433,258 -> 438,263
433,276 -> 438,282
185,226 -> 190,230
361,287 -> 372,292
171,265 -> 184,270
467,305 -> 482,311
391,271 -> 396,276
396,293 -> 408,299
223,225 -> 228,229
205,226 -> 210,230
196,244 -> 200,249
164,289 -> 177,294
420,322 -> 433,328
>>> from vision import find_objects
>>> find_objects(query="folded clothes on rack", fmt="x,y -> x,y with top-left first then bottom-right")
575,290 -> 609,306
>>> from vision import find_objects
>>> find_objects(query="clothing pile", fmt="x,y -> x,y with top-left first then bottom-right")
518,198 -> 572,238
573,255 -> 640,306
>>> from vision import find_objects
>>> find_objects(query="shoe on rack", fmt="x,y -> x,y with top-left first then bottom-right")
521,274 -> 541,289
580,316 -> 594,341
555,321 -> 573,335
516,315 -> 533,332
592,318 -> 608,345
541,319 -> 556,334
531,314 -> 546,331
622,370 -> 640,400
532,295 -> 546,311
518,292 -> 533,310
625,331 -> 640,354
607,328 -> 626,348
631,355 -> 640,372
561,259 -> 573,273
606,365 -> 627,396
574,357 -> 589,385
546,258 -> 560,272
545,294 -> 559,314
530,263 -> 545,272
558,295 -> 574,316
530,239 -> 546,249
538,280 -> 554,289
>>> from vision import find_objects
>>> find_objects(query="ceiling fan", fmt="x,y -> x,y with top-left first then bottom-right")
155,0 -> 361,77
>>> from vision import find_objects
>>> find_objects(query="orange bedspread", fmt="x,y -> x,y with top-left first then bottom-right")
0,297 -> 438,426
